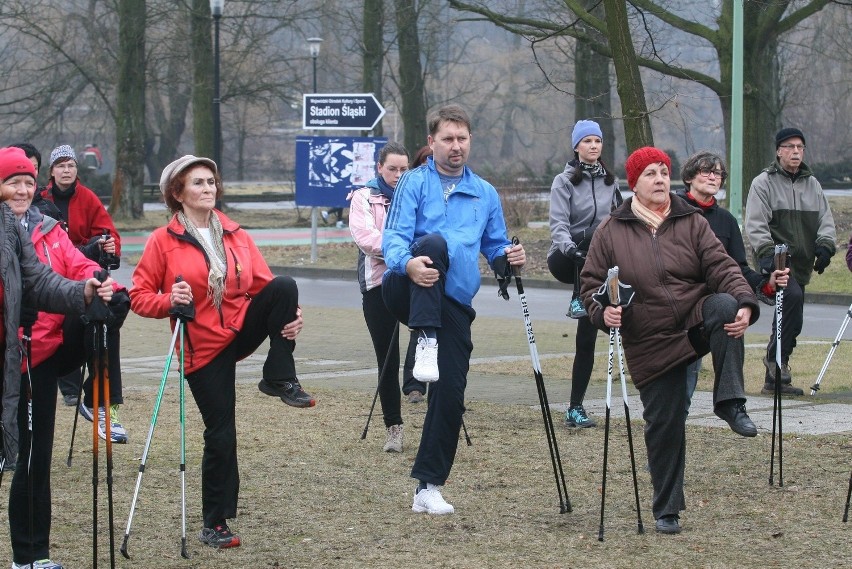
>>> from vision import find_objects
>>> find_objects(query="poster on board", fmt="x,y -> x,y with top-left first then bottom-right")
295,136 -> 388,207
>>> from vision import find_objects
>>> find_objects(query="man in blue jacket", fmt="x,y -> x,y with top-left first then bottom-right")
382,104 -> 526,514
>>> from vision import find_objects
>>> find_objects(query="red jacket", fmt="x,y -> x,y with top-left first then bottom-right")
41,179 -> 121,255
130,211 -> 273,373
19,209 -> 121,370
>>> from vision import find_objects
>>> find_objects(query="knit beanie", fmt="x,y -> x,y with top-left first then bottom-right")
775,127 -> 806,149
571,120 -> 603,150
159,155 -> 218,195
0,147 -> 37,182
625,147 -> 672,190
49,144 -> 77,166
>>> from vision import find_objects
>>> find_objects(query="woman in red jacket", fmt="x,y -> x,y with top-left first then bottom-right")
130,155 -> 311,550
40,144 -> 128,439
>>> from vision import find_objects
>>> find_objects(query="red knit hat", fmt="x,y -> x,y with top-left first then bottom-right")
625,147 -> 671,189
0,147 -> 37,182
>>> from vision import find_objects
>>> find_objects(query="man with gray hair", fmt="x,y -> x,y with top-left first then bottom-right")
745,127 -> 836,395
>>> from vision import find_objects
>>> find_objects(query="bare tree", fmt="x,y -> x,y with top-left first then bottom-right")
394,0 -> 428,154
111,0 -> 146,219
449,0 -> 836,199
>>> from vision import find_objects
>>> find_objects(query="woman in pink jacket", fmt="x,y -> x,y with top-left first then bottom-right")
130,155 -> 309,550
0,146 -> 118,569
347,142 -> 421,452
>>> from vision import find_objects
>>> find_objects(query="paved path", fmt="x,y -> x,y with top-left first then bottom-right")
114,271 -> 852,437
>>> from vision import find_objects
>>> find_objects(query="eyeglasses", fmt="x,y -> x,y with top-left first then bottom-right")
779,144 -> 805,151
697,168 -> 727,180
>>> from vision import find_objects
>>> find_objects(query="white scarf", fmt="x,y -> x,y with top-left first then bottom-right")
178,211 -> 227,310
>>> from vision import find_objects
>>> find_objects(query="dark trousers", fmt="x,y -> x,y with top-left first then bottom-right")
766,277 -> 804,366
547,251 -> 598,407
58,295 -> 130,406
186,276 -> 298,527
363,287 -> 402,427
640,293 -> 747,520
8,359 -> 62,563
382,234 -> 475,485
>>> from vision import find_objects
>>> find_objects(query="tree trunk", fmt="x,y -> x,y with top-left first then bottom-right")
603,0 -> 653,154
110,0 -> 146,220
575,0 -> 614,167
191,0 -> 214,160
394,0 -> 427,154
363,0 -> 384,137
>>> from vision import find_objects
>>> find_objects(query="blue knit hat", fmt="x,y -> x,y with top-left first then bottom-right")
572,120 -> 603,150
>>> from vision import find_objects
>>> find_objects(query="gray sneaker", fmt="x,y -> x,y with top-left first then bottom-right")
383,424 -> 403,452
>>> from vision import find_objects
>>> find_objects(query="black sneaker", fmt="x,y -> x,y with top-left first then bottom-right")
258,379 -> 316,408
655,515 -> 681,534
199,522 -> 241,549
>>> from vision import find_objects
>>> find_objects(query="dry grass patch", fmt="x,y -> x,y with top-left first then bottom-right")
5,383 -> 848,568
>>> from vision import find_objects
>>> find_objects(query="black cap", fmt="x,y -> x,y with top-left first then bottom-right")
775,127 -> 806,148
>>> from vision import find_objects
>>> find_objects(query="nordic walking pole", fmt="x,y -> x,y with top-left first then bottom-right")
121,323 -> 180,559
844,469 -> 851,523
594,266 -> 639,541
22,321 -> 37,566
615,322 -> 644,534
598,319 -> 616,541
121,275 -> 194,560
179,317 -> 189,559
500,237 -> 571,514
810,302 -> 852,395
769,244 -> 787,487
65,362 -> 87,468
361,322 -> 400,439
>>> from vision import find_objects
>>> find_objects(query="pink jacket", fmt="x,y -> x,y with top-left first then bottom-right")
348,185 -> 390,293
19,212 -> 117,369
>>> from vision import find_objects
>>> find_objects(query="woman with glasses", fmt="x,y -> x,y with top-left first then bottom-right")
678,151 -> 787,405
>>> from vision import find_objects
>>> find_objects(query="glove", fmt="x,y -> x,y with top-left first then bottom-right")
814,245 -> 833,274
19,303 -> 38,330
80,235 -> 103,262
757,255 -> 774,276
492,254 -> 512,300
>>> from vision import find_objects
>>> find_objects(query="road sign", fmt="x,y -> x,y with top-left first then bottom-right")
295,136 -> 387,207
303,93 -> 386,131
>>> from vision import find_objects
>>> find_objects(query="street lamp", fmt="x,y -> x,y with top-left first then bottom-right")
307,37 -> 323,93
211,0 -> 224,174
306,37 -> 322,262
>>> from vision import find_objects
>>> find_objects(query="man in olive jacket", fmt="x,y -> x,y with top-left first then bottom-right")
745,127 -> 835,395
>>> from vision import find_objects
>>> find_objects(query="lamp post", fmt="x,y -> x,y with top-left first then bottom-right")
306,37 -> 322,262
211,0 -> 224,174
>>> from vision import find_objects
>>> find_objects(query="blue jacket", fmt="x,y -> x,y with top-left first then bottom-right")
383,157 -> 511,307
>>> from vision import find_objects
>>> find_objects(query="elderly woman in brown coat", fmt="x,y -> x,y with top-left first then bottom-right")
580,147 -> 760,535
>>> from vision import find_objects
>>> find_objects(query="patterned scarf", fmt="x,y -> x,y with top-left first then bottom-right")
579,160 -> 605,179
177,211 -> 227,310
630,196 -> 670,234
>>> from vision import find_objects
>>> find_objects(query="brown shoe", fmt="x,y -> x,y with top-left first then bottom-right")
407,390 -> 424,404
763,355 -> 792,383
761,382 -> 804,396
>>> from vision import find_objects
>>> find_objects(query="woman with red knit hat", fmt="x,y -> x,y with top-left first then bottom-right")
580,147 -> 761,534
0,146 -> 115,569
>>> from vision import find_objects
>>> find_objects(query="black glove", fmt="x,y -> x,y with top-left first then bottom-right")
493,254 -> 512,300
19,302 -> 38,330
80,235 -> 103,262
757,255 -> 775,276
814,245 -> 833,274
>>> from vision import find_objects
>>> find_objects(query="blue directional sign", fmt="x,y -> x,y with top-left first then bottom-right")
303,93 -> 386,131
295,136 -> 388,207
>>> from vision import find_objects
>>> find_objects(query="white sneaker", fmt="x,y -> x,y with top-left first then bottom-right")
412,484 -> 454,515
383,424 -> 403,453
96,405 -> 128,444
12,559 -> 64,569
412,336 -> 439,383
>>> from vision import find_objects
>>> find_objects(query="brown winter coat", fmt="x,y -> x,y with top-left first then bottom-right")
580,195 -> 759,388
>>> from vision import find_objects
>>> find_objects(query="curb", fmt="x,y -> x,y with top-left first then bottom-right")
271,265 -> 852,306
